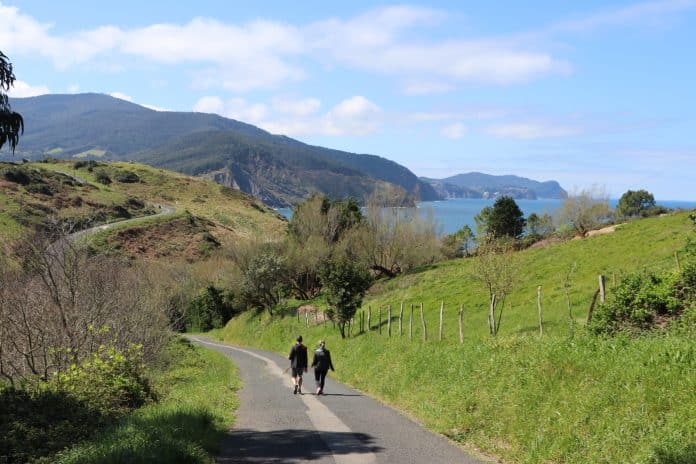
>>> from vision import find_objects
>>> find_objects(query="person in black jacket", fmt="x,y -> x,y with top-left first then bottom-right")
288,335 -> 308,394
311,340 -> 334,395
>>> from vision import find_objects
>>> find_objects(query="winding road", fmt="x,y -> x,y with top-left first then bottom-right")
189,336 -> 486,464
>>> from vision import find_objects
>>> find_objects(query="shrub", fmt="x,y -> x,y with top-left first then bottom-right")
25,182 -> 55,196
51,344 -> 154,417
590,269 -> 688,334
2,166 -> 32,184
186,285 -> 234,331
115,171 -> 140,183
95,170 -> 111,185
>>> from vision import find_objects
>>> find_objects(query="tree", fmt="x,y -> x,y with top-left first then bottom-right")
616,189 -> 656,218
473,240 -> 519,336
0,51 -> 24,153
319,257 -> 372,338
526,212 -> 554,238
557,187 -> 611,237
441,224 -> 475,259
475,196 -> 525,239
236,244 -> 288,315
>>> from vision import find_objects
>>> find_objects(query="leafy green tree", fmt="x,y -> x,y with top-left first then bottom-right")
476,196 -> 525,239
442,224 -> 475,258
186,285 -> 233,331
319,258 -> 372,338
239,246 -> 288,315
526,212 -> 555,238
0,51 -> 24,153
616,189 -> 656,218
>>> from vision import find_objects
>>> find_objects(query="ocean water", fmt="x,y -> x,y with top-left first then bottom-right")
276,198 -> 696,235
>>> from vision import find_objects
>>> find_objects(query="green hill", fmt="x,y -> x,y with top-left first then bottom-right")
211,211 -> 696,464
0,159 -> 285,258
8,94 -> 439,206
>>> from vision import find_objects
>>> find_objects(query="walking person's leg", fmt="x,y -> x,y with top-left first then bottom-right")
315,368 -> 322,394
319,369 -> 327,394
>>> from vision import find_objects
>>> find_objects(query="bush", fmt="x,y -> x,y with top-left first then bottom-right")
51,344 -> 154,417
2,166 -> 32,184
590,268 -> 691,335
115,171 -> 140,183
95,170 -> 111,185
186,286 -> 234,331
25,182 -> 55,196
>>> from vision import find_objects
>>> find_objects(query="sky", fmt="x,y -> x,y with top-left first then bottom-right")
2,0 -> 695,201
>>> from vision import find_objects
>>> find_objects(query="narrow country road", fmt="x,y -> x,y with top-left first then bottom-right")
189,336 -> 486,464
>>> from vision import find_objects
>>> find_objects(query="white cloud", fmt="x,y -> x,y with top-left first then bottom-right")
193,95 -> 381,136
68,84 -> 81,93
485,122 -> 581,139
271,97 -> 321,116
402,80 -> 454,96
109,92 -> 133,102
7,80 -> 49,97
142,103 -> 169,112
441,123 -> 467,139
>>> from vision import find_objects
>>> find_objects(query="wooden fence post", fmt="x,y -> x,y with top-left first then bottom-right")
387,305 -> 392,337
489,294 -> 497,335
439,301 -> 444,341
378,307 -> 382,335
458,305 -> 464,344
599,275 -> 606,303
409,304 -> 413,340
399,302 -> 404,336
537,286 -> 543,336
305,311 -> 309,328
367,306 -> 371,331
420,303 -> 427,341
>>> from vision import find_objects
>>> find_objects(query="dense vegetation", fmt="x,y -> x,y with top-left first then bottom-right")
211,210 -> 695,464
1,338 -> 239,463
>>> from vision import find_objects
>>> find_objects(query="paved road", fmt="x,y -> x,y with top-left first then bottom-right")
189,336 -> 486,464
68,204 -> 176,241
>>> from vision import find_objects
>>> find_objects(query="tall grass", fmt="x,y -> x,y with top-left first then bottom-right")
55,338 -> 239,464
211,211 -> 696,463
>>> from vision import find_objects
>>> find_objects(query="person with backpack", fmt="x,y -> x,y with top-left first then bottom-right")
288,335 -> 308,394
311,340 -> 334,395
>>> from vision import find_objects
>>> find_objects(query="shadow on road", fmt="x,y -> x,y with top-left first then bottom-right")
315,393 -> 362,397
217,428 -> 382,463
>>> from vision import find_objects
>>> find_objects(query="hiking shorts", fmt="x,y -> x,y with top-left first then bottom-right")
291,367 -> 305,377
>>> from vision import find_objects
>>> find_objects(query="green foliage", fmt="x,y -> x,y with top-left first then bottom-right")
0,50 -> 24,154
441,224 -> 474,259
617,189 -> 656,218
95,169 -> 112,185
590,263 -> 695,334
239,245 -> 289,314
114,170 -> 140,183
475,196 -> 526,239
186,285 -> 234,332
558,187 -> 612,236
526,212 -> 555,238
319,257 -> 372,338
54,338 -> 239,463
51,344 -> 154,417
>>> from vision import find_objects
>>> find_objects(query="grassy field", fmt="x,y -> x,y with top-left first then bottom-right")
55,338 -> 239,464
211,211 -> 696,464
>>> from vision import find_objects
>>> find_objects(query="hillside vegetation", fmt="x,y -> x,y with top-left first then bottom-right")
212,211 -> 696,464
0,159 -> 285,258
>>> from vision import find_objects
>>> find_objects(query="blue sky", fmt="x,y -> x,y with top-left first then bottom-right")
2,1 -> 695,200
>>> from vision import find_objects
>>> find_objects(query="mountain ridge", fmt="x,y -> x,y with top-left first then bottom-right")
422,171 -> 567,200
8,93 -> 438,206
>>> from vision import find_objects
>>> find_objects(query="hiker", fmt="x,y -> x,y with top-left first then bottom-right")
288,335 -> 308,394
311,340 -> 334,395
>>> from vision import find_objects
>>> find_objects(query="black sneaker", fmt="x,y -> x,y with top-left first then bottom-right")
293,385 -> 298,394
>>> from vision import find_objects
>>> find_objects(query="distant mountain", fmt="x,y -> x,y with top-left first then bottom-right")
422,172 -> 567,200
8,94 -> 438,207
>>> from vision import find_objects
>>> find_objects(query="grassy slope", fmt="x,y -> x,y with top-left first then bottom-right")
31,160 -> 286,238
1,160 -> 286,255
212,211 -> 696,464
56,338 -> 240,463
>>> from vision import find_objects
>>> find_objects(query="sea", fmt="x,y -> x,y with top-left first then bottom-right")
277,198 -> 696,236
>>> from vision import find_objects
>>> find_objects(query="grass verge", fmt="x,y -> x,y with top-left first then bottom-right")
54,338 -> 239,464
